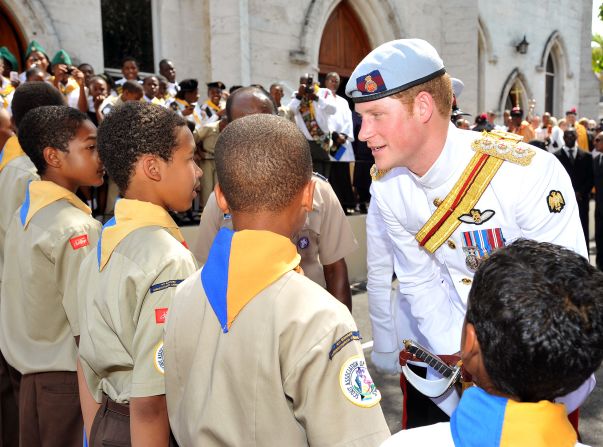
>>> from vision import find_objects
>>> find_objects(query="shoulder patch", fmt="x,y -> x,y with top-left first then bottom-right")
69,234 -> 89,250
329,331 -> 361,360
472,130 -> 535,166
370,164 -> 390,181
154,342 -> 165,374
339,355 -> 381,407
149,279 -> 183,294
155,307 -> 168,324
547,190 -> 565,213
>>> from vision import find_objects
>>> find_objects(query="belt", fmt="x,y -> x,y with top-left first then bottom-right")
101,394 -> 129,417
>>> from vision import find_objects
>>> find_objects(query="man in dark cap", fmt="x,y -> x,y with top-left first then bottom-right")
508,106 -> 535,141
346,38 -> 592,426
169,78 -> 204,128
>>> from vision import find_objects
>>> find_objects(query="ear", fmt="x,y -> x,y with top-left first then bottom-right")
214,183 -> 230,214
301,179 -> 316,212
140,154 -> 162,182
43,146 -> 63,169
460,322 -> 480,372
414,91 -> 434,123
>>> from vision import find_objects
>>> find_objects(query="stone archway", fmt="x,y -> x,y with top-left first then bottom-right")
498,68 -> 533,113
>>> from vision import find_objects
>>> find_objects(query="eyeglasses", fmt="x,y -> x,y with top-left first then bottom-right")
596,138 -> 601,142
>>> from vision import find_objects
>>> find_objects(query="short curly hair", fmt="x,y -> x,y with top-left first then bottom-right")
18,105 -> 89,175
97,102 -> 186,194
11,82 -> 65,128
215,113 -> 312,213
466,239 -> 603,402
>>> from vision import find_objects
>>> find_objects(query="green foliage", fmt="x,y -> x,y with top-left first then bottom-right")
593,34 -> 603,73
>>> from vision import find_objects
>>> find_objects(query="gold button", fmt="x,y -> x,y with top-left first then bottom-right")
461,278 -> 472,285
447,240 -> 456,249
433,198 -> 443,207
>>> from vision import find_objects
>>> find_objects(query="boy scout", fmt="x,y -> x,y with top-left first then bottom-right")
77,102 -> 201,446
0,105 -> 104,446
193,86 -> 357,310
382,240 -> 603,446
165,113 -> 390,446
0,83 -> 65,445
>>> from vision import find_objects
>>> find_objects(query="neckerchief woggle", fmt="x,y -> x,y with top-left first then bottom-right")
97,199 -> 188,271
20,180 -> 91,228
450,386 -> 577,446
201,227 -> 301,333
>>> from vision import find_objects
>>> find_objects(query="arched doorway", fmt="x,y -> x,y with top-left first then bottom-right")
318,1 -> 371,97
0,3 -> 26,72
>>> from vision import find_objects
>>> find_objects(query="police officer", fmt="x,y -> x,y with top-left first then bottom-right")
345,39 -> 593,420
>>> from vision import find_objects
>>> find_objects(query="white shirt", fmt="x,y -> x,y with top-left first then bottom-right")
288,88 -> 336,141
327,93 -> 355,162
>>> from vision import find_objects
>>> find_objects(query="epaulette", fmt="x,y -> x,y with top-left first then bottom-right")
471,130 -> 535,166
312,172 -> 329,182
370,164 -> 390,181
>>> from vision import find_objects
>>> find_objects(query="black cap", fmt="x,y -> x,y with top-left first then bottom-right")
207,81 -> 225,90
179,79 -> 199,92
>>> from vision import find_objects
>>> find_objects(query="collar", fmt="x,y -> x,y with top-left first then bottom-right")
97,199 -> 187,271
450,387 -> 576,447
0,135 -> 25,173
204,99 -> 221,112
414,122 -> 468,189
201,228 -> 301,333
20,180 -> 90,228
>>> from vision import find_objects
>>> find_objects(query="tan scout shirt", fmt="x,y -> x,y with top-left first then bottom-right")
193,120 -> 221,159
0,198 -> 100,374
0,154 -> 38,291
192,177 -> 358,287
165,271 -> 390,446
78,226 -> 197,403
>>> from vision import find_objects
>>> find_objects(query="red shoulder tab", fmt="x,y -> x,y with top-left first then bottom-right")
69,234 -> 89,250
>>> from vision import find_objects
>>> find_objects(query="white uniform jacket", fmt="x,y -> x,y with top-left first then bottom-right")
368,123 -> 586,356
288,88 -> 336,141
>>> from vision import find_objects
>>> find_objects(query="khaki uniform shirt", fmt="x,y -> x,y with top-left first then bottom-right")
165,270 -> 390,446
193,120 -> 221,159
78,226 -> 197,403
0,197 -> 100,374
192,177 -> 358,287
0,152 -> 38,291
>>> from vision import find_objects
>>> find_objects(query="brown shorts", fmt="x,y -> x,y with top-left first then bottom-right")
19,371 -> 83,447
0,351 -> 19,446
89,395 -> 130,447
89,396 -> 178,447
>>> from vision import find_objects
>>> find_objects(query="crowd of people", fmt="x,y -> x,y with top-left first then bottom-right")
0,41 -> 375,223
0,35 -> 602,447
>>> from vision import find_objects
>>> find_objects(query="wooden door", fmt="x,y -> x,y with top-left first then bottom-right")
0,4 -> 26,72
319,1 -> 371,79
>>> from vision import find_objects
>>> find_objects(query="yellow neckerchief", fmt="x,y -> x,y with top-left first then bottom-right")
20,180 -> 91,228
0,76 -> 14,96
203,99 -> 221,112
501,399 -> 576,446
98,199 -> 187,271
49,76 -> 79,96
0,135 -> 25,173
174,98 -> 202,125
201,228 -> 301,333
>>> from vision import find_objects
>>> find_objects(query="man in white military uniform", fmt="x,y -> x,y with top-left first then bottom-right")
346,39 -> 593,421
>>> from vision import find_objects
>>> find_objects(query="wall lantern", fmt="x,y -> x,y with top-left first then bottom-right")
515,35 -> 529,54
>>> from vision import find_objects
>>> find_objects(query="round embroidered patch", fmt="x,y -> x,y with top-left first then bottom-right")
297,236 -> 310,249
154,342 -> 165,375
339,355 -> 381,408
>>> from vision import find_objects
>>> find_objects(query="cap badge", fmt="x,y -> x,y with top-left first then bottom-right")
356,70 -> 386,95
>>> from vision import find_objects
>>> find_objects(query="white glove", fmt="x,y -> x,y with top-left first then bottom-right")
370,350 -> 402,375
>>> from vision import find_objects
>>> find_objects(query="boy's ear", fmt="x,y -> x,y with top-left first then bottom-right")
301,179 -> 316,212
214,183 -> 230,213
43,146 -> 63,169
140,154 -> 162,182
461,322 -> 481,373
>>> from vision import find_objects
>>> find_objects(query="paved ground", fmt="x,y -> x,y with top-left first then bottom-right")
350,288 -> 603,444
